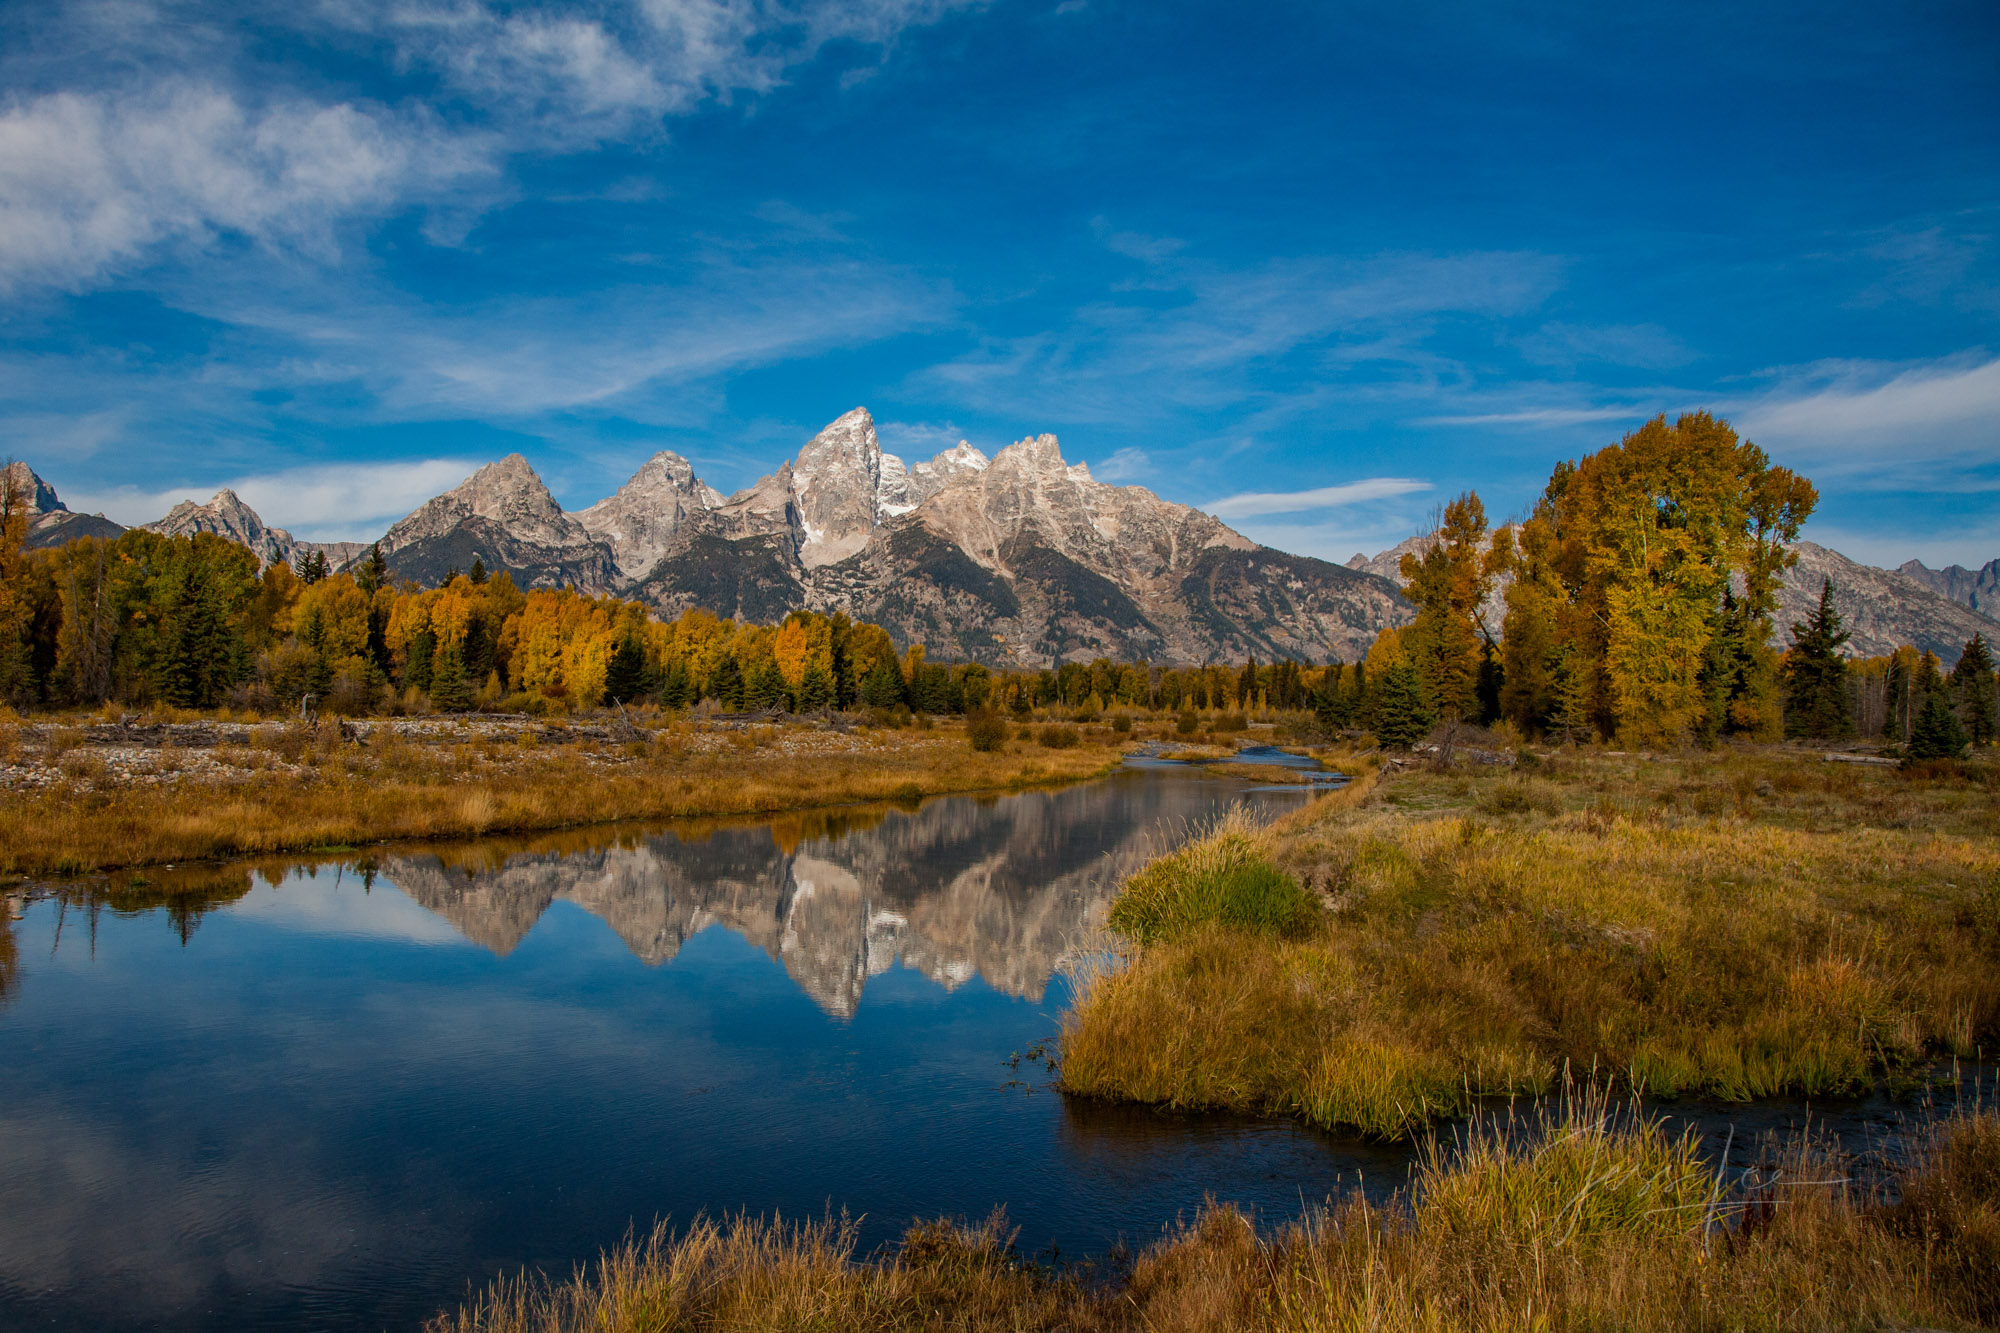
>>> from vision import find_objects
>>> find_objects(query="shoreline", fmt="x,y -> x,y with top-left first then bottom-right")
0,711 -> 1147,878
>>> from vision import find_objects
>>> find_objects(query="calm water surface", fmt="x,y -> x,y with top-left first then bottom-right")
1,761 -> 1978,1331
1,766 -> 1408,1332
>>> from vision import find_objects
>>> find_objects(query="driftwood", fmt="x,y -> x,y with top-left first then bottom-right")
1823,752 -> 1899,767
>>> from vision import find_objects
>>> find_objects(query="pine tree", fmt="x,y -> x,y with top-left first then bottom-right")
1236,655 -> 1259,709
1313,660 -> 1350,733
859,655 -> 905,708
603,632 -> 648,704
1373,660 -> 1436,749
1783,579 -> 1852,739
1399,491 -> 1493,722
746,657 -> 789,710
708,656 -> 746,709
356,544 -> 388,597
1909,688 -> 1970,760
1950,633 -> 1997,746
796,661 -> 835,711
469,556 -> 489,585
659,657 -> 695,708
297,549 -> 328,584
429,641 -> 473,712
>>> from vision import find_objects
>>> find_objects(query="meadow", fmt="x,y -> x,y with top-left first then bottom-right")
1063,745 -> 2000,1137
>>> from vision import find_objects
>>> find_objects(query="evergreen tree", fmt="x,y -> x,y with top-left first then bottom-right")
859,655 -> 905,708
708,655 -> 746,709
403,627 -> 435,693
1236,655 -> 1259,709
796,661 -> 835,712
659,657 -> 695,708
1313,660 -> 1350,733
469,556 -> 489,585
745,657 -> 790,710
355,544 -> 388,597
1909,688 -> 1969,760
149,546 -> 246,708
442,566 -> 461,586
1783,579 -> 1852,739
1373,660 -> 1436,749
1950,633 -> 1997,746
429,641 -> 473,712
1399,491 -> 1494,722
296,549 -> 328,584
603,631 -> 648,704
1474,639 -> 1503,725
1885,649 -> 1914,743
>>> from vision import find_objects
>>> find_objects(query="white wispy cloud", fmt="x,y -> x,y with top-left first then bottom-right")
63,459 -> 482,540
1736,353 -> 2000,455
0,0 -> 985,289
1091,446 -> 1148,480
1419,405 -> 1651,427
1203,476 -> 1431,520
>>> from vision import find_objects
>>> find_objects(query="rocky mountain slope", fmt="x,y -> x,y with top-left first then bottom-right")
5,461 -> 127,550
373,454 -> 621,593
146,489 -> 363,571
1898,557 -> 2000,618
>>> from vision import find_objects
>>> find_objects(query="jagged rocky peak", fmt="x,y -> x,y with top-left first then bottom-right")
2,460 -> 64,514
147,488 -> 302,568
577,450 -> 726,581
879,439 -> 990,516
1897,557 -> 2000,617
383,454 -> 568,547
789,407 -> 887,568
376,452 -> 619,593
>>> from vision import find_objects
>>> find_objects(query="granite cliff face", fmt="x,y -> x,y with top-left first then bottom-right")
145,489 -> 363,571
5,461 -> 127,550
1897,558 -> 2000,620
575,451 -> 726,582
372,454 -> 620,593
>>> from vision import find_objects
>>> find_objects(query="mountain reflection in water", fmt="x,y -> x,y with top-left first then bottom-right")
3,768 -> 1367,1333
382,770 -> 1250,1016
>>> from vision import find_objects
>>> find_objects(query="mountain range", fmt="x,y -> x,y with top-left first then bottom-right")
8,415 -> 1998,664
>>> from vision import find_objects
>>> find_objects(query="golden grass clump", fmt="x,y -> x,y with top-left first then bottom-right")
1064,750 -> 2000,1138
434,1102 -> 2000,1333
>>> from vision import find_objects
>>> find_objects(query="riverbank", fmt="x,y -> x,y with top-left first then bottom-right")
1062,745 -> 2000,1138
434,1099 -> 2000,1332
0,711 -> 1137,876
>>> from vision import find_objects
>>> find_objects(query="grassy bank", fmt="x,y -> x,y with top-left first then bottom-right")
0,714 -> 1130,876
1062,748 -> 2000,1138
433,1100 -> 2000,1332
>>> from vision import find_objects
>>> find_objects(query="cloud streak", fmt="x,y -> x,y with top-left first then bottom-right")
64,459 -> 484,540
1204,476 -> 1431,519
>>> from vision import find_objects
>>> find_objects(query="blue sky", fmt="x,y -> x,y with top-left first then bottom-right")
2,0 -> 1997,567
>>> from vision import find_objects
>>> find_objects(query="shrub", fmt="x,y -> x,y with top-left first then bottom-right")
1111,714 -> 1132,734
1107,808 -> 1316,944
1039,725 -> 1081,749
966,709 -> 1009,752
1176,710 -> 1199,735
1214,713 -> 1249,733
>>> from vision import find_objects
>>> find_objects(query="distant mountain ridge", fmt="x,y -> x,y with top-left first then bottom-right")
10,418 -> 1996,667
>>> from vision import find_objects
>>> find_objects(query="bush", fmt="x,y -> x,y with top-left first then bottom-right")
1176,710 -> 1200,735
1111,714 -> 1132,734
966,709 -> 1009,752
1214,713 -> 1249,733
1107,808 -> 1316,944
1039,724 -> 1081,749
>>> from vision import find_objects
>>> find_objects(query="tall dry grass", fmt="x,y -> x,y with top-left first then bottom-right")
1064,750 -> 2000,1138
433,1100 -> 2000,1333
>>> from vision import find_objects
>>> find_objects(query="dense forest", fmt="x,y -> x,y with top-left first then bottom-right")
1,414 -> 1993,754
